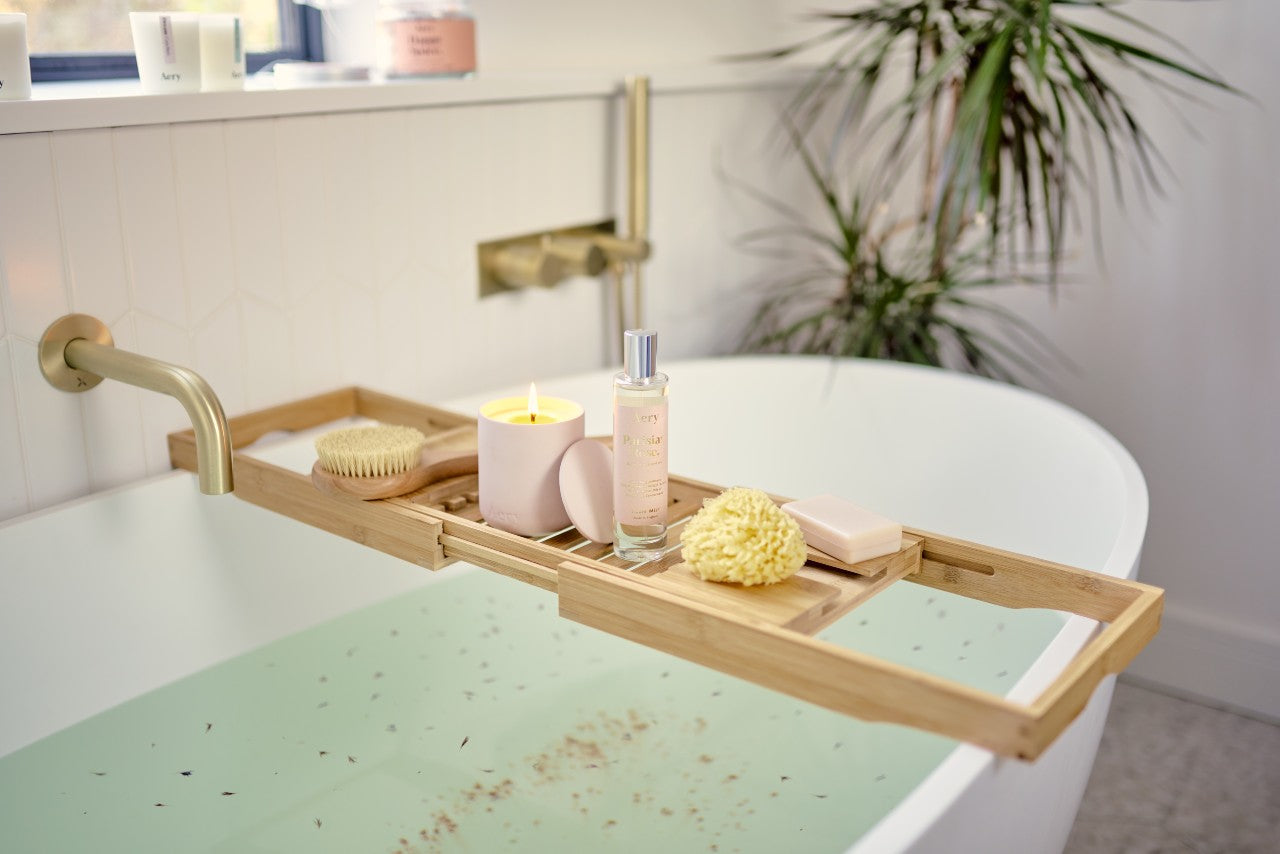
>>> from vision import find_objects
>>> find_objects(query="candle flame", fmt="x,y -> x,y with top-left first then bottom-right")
528,382 -> 539,423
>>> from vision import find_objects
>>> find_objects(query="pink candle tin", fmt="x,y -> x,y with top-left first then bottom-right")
376,0 -> 476,79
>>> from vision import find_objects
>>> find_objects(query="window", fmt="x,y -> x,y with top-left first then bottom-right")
13,0 -> 322,82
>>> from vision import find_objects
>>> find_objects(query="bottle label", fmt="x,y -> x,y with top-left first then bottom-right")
381,18 -> 476,76
614,400 -> 668,526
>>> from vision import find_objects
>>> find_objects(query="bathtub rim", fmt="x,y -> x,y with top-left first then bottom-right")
848,382 -> 1149,853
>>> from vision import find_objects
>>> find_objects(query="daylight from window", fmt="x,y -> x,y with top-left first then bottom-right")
5,0 -> 282,54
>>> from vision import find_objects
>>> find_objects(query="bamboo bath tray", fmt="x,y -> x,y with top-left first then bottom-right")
170,387 -> 1162,761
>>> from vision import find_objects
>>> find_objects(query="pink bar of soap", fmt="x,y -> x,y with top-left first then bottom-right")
781,495 -> 902,564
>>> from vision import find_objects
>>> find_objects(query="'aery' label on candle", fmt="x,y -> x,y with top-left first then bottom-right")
161,16 -> 176,64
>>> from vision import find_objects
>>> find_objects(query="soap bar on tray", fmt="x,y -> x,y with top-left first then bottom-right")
781,495 -> 902,565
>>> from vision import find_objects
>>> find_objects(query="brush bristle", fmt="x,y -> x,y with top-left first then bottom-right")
315,425 -> 427,478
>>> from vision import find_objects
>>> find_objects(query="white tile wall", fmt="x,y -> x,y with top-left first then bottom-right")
274,115 -> 330,309
224,119 -> 286,310
366,110 -> 416,289
321,112 -> 375,293
0,133 -> 69,341
51,130 -> 130,327
191,299 -> 246,421
0,86 -> 796,521
171,122 -> 237,327
8,336 -> 90,509
115,126 -> 187,329
0,339 -> 27,518
240,294 -> 295,409
408,107 -> 466,270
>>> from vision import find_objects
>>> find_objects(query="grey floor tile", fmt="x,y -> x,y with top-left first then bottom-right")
1066,681 -> 1280,854
1074,683 -> 1215,825
1064,819 -> 1203,854
1165,708 -> 1280,849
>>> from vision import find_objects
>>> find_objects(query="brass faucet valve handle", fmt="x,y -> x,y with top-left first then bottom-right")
591,233 -> 651,264
488,243 -> 566,289
541,234 -> 607,278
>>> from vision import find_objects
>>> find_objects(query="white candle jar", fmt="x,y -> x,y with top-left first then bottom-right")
199,14 -> 246,92
0,13 -> 32,101
130,12 -> 202,94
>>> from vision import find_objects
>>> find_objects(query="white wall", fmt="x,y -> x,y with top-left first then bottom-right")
994,1 -> 1280,719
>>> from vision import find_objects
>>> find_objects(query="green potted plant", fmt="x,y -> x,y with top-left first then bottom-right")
738,1 -> 1235,381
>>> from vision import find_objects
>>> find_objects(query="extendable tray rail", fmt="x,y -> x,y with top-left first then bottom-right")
171,387 -> 1162,760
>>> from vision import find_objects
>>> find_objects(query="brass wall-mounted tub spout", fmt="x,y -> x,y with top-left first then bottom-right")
39,314 -> 234,495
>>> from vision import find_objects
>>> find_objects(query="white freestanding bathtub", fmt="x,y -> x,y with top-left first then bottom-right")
0,357 -> 1147,852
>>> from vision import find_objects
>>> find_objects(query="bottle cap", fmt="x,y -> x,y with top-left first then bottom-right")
623,329 -> 657,380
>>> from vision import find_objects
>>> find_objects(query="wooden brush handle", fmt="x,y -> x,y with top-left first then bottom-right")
312,447 -> 478,500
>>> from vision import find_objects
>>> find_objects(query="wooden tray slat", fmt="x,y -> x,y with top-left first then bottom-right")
231,449 -> 448,571
646,562 -> 842,625
438,534 -> 559,592
908,528 -> 1146,621
786,534 -> 924,634
169,386 -> 1163,761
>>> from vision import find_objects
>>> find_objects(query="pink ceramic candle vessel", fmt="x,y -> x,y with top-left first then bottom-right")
478,386 -> 584,536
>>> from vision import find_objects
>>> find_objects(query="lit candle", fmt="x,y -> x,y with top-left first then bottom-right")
478,384 -> 584,536
481,383 -> 577,425
498,383 -> 561,424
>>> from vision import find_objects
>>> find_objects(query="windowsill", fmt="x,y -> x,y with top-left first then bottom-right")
0,64 -> 796,135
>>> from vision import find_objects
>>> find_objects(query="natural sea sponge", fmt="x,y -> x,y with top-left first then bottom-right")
679,487 -> 807,586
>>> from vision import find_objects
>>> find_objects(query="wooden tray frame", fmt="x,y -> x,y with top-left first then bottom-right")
170,387 -> 1162,761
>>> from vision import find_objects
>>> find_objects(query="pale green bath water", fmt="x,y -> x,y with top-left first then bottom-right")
0,568 -> 1061,853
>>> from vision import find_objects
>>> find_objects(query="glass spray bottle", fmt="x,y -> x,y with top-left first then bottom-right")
613,329 -> 669,561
